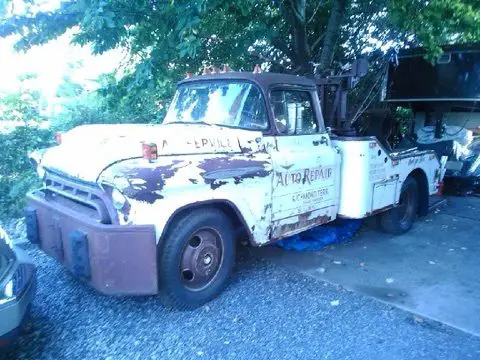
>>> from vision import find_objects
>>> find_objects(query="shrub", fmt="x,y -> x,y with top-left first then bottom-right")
0,126 -> 53,219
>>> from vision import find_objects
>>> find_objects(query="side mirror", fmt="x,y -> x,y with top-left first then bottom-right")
325,127 -> 332,135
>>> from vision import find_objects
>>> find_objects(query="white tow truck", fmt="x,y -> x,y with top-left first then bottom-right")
26,71 -> 443,309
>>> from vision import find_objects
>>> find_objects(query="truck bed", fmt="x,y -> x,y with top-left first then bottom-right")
332,136 -> 441,219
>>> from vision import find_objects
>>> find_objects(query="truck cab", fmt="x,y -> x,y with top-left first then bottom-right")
26,72 -> 442,309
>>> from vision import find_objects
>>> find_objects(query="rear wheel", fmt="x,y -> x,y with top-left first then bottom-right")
158,208 -> 235,310
380,177 -> 419,235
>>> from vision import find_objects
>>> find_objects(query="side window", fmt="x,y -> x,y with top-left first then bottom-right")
271,90 -> 318,135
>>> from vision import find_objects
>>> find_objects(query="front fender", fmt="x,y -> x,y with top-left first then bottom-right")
98,153 -> 274,245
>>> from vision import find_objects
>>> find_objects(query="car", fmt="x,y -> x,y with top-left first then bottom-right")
0,226 -> 36,345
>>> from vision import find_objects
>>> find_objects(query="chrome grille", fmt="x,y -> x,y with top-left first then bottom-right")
43,172 -> 117,224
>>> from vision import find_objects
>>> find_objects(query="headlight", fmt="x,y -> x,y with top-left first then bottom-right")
0,227 -> 13,249
111,188 -> 127,210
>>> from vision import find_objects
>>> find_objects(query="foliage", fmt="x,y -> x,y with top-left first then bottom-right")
1,0 -> 480,218
52,73 -> 166,131
389,0 -> 480,58
2,0 -> 480,112
0,126 -> 53,219
0,74 -> 51,219
0,73 -> 46,123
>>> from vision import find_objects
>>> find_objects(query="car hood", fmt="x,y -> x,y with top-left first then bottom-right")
36,123 -> 263,182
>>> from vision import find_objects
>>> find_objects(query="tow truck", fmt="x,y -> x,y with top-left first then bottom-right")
25,69 -> 443,309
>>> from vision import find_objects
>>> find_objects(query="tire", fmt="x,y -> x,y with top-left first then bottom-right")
379,177 -> 419,235
157,208 -> 235,310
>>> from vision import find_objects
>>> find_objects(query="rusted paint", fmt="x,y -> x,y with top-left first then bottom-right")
271,212 -> 332,240
263,203 -> 272,213
210,180 -> 228,190
364,203 -> 395,217
198,157 -> 271,189
118,200 -> 132,222
27,192 -> 158,295
120,160 -> 184,203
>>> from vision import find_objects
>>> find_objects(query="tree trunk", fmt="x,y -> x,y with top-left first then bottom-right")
317,0 -> 348,71
280,0 -> 312,74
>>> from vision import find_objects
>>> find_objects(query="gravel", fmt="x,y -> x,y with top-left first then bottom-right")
2,242 -> 480,360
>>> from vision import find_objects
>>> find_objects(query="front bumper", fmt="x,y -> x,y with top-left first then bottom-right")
26,190 -> 158,295
0,247 -> 36,339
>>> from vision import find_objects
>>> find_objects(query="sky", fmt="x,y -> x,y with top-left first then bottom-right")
0,0 -> 123,112
0,34 -> 123,95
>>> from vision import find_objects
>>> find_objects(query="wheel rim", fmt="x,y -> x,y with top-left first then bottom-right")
180,228 -> 224,291
397,187 -> 415,224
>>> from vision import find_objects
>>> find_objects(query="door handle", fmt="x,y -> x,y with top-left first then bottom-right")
313,137 -> 328,146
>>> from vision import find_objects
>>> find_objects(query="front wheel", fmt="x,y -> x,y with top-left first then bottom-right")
157,208 -> 235,310
379,177 -> 419,235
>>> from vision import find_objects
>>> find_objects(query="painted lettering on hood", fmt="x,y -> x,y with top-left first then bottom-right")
194,137 -> 233,149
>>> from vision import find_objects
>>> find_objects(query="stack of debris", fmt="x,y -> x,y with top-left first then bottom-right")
416,126 -> 479,195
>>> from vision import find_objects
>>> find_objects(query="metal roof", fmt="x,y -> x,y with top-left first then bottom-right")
178,72 -> 317,89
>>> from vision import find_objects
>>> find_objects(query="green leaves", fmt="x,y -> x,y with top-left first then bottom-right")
0,126 -> 53,219
388,0 -> 480,55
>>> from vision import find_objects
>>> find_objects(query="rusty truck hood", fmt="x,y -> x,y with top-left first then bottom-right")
38,123 -> 263,182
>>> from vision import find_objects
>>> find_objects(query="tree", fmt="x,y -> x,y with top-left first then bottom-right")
1,0 -> 480,112
0,73 -> 46,124
0,74 -> 52,219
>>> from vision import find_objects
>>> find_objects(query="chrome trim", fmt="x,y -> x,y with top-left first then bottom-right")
44,172 -> 118,224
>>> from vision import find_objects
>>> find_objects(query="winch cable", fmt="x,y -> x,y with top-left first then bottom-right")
350,60 -> 388,125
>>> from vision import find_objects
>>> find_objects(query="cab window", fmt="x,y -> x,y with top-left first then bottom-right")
271,90 -> 318,135
164,81 -> 268,131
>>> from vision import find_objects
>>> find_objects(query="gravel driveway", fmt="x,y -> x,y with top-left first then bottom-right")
2,243 -> 480,360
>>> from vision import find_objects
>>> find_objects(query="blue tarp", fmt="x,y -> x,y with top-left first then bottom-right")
275,219 -> 363,252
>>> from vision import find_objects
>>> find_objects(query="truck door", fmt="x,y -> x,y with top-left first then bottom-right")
267,88 -> 340,239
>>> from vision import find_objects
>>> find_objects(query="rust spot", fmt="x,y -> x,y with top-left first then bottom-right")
119,201 -> 132,220
263,203 -> 272,214
210,180 -> 228,190
198,156 -> 271,187
370,204 -> 394,216
272,214 -> 331,239
120,160 -> 183,203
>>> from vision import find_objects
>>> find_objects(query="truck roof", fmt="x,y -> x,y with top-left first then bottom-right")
178,72 -> 316,90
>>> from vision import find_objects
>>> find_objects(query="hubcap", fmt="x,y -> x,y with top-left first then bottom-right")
180,228 -> 224,290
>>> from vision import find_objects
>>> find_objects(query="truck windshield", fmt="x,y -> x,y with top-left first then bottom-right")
164,81 -> 268,130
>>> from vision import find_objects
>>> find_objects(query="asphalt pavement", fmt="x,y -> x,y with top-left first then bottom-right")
2,243 -> 480,360
255,196 -> 480,337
